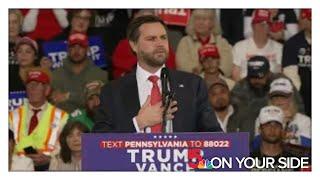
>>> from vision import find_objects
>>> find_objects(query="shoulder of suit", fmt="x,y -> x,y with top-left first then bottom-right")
103,72 -> 135,89
170,69 -> 202,81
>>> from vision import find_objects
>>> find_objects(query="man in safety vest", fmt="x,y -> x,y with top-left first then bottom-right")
9,67 -> 68,171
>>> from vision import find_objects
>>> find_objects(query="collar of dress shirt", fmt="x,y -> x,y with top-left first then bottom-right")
136,62 -> 165,83
214,104 -> 234,132
28,101 -> 48,111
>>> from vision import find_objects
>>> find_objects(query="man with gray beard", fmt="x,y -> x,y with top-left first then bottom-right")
93,15 -> 222,133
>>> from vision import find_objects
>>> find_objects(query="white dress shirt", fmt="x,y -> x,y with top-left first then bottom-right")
214,105 -> 234,132
26,101 -> 48,133
132,63 -> 173,133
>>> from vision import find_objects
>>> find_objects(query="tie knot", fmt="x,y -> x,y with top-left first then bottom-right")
32,109 -> 41,114
148,75 -> 159,84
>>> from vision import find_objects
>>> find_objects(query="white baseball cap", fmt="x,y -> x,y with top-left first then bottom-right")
258,105 -> 284,126
269,78 -> 293,97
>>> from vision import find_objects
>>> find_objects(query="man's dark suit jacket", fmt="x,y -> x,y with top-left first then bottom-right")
92,70 -> 222,132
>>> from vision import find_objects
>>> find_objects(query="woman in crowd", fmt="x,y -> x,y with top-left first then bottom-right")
9,37 -> 39,92
176,9 -> 233,77
9,9 -> 24,66
49,121 -> 89,171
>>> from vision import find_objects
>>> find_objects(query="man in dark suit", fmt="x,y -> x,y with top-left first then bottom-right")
93,15 -> 222,133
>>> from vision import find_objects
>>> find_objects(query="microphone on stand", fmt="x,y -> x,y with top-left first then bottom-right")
160,67 -> 175,133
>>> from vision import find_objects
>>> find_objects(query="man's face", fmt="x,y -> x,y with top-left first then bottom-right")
271,95 -> 292,111
202,58 -> 219,74
86,95 -> 100,112
9,13 -> 20,38
299,18 -> 311,33
260,121 -> 283,144
209,85 -> 230,112
252,22 -> 269,38
71,10 -> 91,33
66,128 -> 82,152
68,44 -> 88,64
194,14 -> 213,36
26,81 -> 50,106
130,22 -> 169,68
271,95 -> 293,118
249,75 -> 269,89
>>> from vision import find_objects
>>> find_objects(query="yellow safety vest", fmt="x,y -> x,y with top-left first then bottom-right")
9,102 -> 68,156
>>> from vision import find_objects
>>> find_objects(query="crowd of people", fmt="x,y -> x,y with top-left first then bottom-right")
8,9 -> 311,171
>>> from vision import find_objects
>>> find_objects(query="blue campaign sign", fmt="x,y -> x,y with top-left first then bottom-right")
42,36 -> 108,69
9,91 -> 27,111
82,132 -> 250,171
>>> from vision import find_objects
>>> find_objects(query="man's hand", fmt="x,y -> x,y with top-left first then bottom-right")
26,152 -> 51,166
165,100 -> 178,120
40,57 -> 53,70
136,96 -> 164,130
269,31 -> 284,41
192,66 -> 202,75
136,96 -> 178,130
51,91 -> 70,104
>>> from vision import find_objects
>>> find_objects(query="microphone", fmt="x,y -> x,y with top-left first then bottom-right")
161,67 -> 170,102
160,67 -> 174,133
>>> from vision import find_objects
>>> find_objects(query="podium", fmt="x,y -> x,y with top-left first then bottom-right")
82,132 -> 249,171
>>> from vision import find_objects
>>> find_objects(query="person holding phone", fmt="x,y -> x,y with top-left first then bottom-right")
9,67 -> 68,171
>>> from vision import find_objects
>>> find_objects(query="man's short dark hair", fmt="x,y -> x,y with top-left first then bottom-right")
127,15 -> 168,43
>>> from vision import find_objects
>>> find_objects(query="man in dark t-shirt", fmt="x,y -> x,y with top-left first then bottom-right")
282,9 -> 311,117
250,106 -> 311,171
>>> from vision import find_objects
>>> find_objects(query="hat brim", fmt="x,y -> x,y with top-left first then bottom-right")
260,120 -> 283,127
68,41 -> 89,47
269,91 -> 292,98
209,82 -> 229,91
248,73 -> 267,78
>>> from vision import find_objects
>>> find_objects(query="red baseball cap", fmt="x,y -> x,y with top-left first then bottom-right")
301,9 -> 311,21
15,36 -> 39,54
198,44 -> 220,61
251,9 -> 271,25
68,32 -> 89,47
26,69 -> 50,84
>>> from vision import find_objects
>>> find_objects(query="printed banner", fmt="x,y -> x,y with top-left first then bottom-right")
42,36 -> 108,69
82,132 -> 250,171
9,91 -> 26,111
155,9 -> 191,26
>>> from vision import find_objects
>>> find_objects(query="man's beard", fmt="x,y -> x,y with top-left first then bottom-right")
262,135 -> 282,144
249,83 -> 269,97
140,48 -> 168,68
213,98 -> 229,112
214,105 -> 228,112
69,55 -> 86,64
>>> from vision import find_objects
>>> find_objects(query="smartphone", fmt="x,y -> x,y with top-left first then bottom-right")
24,146 -> 38,154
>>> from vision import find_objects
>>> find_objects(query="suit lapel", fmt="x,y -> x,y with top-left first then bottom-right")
121,72 -> 141,119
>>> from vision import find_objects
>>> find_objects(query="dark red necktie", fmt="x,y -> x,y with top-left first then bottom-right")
148,75 -> 162,133
28,109 -> 41,135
